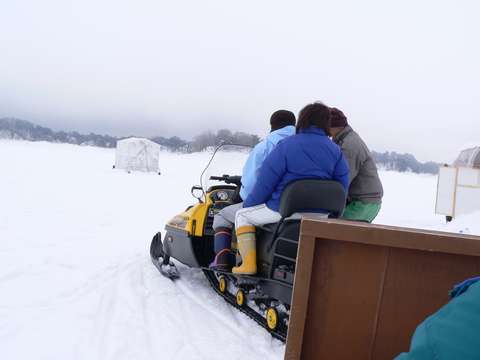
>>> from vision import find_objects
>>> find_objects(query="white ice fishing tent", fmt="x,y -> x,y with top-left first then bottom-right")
436,147 -> 480,220
115,137 -> 160,173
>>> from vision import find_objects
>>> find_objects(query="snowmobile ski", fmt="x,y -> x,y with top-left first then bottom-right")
151,256 -> 180,280
150,232 -> 180,280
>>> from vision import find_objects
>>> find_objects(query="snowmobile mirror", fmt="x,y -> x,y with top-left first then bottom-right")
191,186 -> 204,203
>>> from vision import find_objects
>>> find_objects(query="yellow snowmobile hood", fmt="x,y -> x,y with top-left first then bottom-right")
166,196 -> 213,237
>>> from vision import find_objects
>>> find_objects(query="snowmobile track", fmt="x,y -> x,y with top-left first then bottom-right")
202,269 -> 287,342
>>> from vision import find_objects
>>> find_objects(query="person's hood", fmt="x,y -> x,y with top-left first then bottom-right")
267,125 -> 296,142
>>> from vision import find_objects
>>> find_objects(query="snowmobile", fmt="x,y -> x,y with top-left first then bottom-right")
150,145 -> 346,341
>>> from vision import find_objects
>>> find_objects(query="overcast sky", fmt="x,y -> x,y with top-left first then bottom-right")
1,0 -> 479,162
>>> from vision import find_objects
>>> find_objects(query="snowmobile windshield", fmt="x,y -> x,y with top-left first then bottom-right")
200,144 -> 252,193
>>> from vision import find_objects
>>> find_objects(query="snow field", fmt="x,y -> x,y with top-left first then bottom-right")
0,140 -> 479,360
0,140 -> 283,360
375,170 -> 480,235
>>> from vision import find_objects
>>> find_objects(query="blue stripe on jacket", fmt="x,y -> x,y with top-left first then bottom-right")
243,127 -> 350,212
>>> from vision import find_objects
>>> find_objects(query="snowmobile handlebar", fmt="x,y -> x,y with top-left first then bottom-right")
209,175 -> 242,186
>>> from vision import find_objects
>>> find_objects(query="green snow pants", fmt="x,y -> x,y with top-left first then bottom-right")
342,201 -> 381,223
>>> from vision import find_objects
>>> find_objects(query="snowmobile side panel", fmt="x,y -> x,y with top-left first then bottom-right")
260,279 -> 293,305
256,220 -> 301,278
273,220 -> 301,260
163,226 -> 201,268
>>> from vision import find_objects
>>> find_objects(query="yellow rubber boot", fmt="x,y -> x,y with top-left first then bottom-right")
232,226 -> 257,275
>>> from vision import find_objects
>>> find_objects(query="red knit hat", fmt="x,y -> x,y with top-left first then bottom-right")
330,107 -> 348,128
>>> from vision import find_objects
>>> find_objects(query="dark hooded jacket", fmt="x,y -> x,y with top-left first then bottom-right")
333,125 -> 383,203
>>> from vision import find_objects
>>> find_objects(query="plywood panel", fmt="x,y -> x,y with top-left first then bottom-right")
372,248 -> 480,359
302,240 -> 387,360
286,219 -> 480,360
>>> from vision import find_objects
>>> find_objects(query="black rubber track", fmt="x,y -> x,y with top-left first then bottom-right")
202,269 -> 287,342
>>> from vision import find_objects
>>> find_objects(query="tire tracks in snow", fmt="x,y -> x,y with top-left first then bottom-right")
169,267 -> 283,360
173,270 -> 244,339
81,256 -> 188,360
83,257 -> 157,360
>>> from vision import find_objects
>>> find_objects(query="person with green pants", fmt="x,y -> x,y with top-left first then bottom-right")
329,108 -> 383,222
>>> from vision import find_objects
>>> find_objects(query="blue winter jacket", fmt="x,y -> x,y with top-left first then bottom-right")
244,127 -> 350,212
240,126 -> 295,200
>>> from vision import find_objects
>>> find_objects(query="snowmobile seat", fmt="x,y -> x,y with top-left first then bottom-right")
278,179 -> 346,219
256,179 -> 346,234
259,179 -> 346,258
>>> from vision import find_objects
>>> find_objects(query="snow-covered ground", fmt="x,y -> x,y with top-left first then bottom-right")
0,140 -> 479,360
375,171 -> 480,235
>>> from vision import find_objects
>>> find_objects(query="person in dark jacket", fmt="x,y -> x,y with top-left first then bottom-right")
329,108 -> 383,223
232,102 -> 349,275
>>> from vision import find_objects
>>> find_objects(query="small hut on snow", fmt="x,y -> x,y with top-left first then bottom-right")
115,137 -> 160,173
453,147 -> 480,168
436,146 -> 480,220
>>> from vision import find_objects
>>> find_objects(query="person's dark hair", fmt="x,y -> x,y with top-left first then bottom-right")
270,110 -> 296,132
296,102 -> 331,135
330,107 -> 348,128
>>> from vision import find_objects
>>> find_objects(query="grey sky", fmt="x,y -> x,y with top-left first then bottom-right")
1,0 -> 479,162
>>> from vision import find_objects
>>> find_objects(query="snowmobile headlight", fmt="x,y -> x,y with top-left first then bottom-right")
216,191 -> 229,201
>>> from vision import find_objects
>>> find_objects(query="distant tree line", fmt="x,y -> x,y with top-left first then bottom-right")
371,151 -> 439,174
0,118 -> 117,147
0,118 -> 260,152
150,130 -> 260,152
188,129 -> 261,152
0,117 -> 439,174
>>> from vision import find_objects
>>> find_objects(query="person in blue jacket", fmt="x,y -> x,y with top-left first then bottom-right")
395,276 -> 480,360
233,102 -> 350,275
210,110 -> 296,271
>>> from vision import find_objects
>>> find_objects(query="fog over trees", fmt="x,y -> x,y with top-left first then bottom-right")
0,117 -> 439,174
